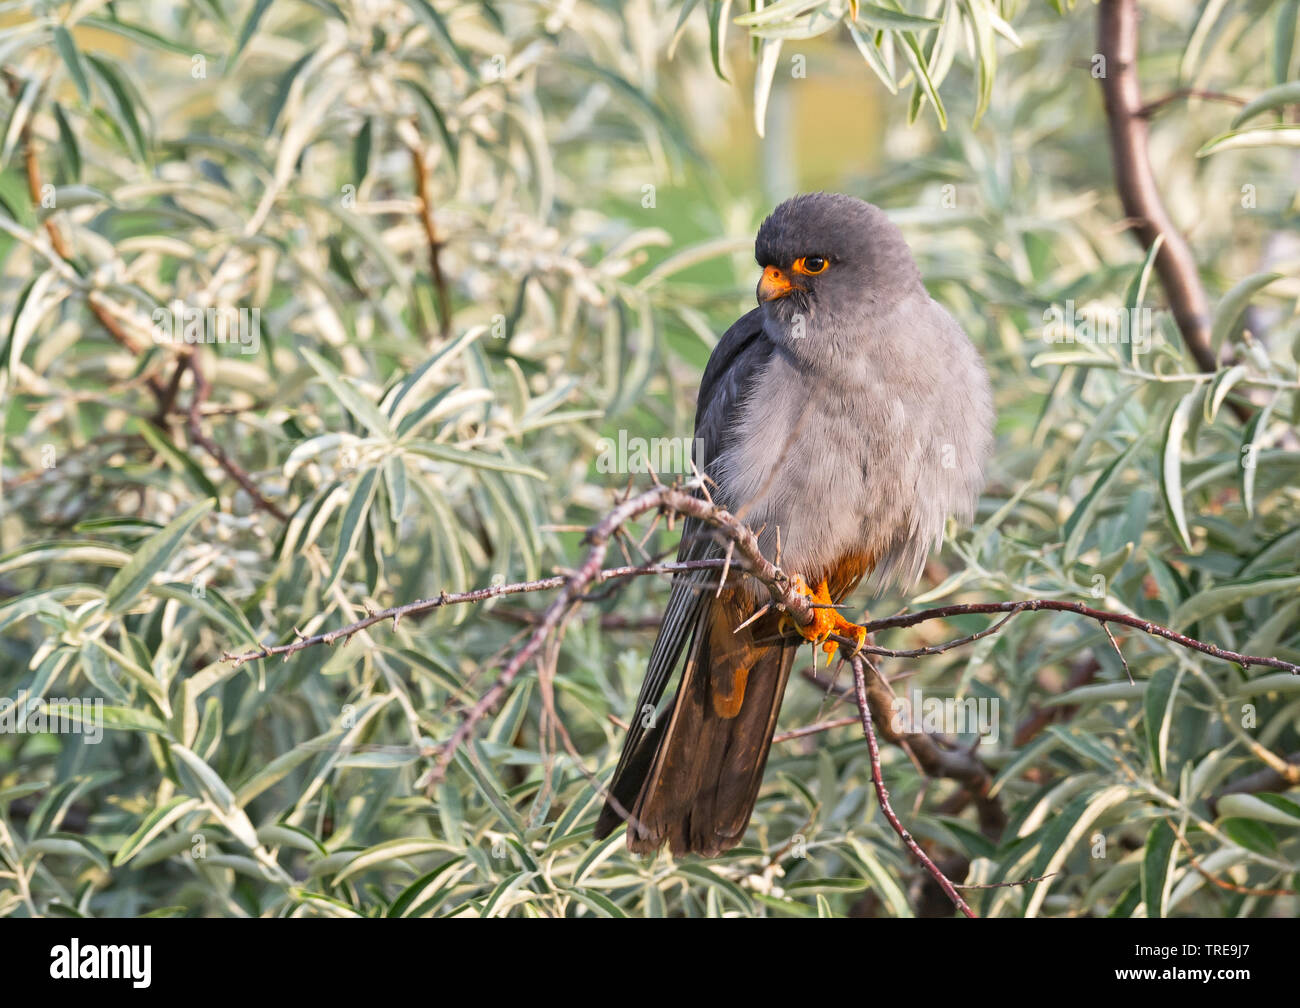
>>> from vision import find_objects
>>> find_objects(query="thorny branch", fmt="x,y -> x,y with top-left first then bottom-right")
226,482 -> 1299,677
851,654 -> 976,918
223,480 -> 1298,915
799,662 -> 1007,840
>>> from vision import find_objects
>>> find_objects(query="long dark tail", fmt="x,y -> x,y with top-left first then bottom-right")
595,594 -> 796,857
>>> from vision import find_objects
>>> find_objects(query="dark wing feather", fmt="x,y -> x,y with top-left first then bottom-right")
599,309 -> 772,796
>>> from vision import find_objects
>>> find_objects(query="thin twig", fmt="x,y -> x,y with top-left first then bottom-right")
850,654 -> 977,918
219,482 -> 1299,819
408,135 -> 452,340
1136,88 -> 1246,118
225,556 -> 727,666
855,600 -> 1298,674
1173,826 -> 1297,897
772,716 -> 860,744
185,353 -> 289,523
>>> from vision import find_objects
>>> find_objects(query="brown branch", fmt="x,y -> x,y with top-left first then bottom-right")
219,479 -> 1298,844
4,70 -> 169,406
85,296 -> 171,404
409,136 -> 452,340
224,556 -> 727,666
5,70 -> 291,511
19,129 -> 69,259
1097,0 -> 1245,412
413,489 -> 741,789
853,600 -> 1298,674
1173,826 -> 1298,898
772,715 -> 861,744
850,657 -> 1006,840
1136,88 -> 1246,118
1014,655 -> 1099,748
185,353 -> 289,523
153,357 -> 190,427
850,654 -> 977,918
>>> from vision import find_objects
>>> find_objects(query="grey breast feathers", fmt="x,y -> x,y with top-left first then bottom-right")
712,291 -> 992,595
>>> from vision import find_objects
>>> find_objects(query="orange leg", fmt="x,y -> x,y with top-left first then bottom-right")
784,575 -> 868,658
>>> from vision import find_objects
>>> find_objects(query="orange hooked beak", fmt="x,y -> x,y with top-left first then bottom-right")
757,265 -> 800,303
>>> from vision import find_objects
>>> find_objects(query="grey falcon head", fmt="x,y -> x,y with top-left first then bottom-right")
753,193 -> 924,331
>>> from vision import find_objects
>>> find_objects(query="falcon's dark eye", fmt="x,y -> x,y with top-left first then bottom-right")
794,255 -> 828,276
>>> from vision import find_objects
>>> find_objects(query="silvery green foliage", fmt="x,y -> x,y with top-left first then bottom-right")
0,0 -> 1296,917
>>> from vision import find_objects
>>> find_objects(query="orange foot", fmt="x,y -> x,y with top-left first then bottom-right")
783,575 -> 868,659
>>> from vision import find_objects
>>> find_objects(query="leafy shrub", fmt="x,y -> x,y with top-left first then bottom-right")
0,0 -> 1296,917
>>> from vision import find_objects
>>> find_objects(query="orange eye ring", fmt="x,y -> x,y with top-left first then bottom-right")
793,256 -> 829,275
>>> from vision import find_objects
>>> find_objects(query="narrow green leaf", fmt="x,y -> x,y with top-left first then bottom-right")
103,500 -> 213,615
1233,81 -> 1300,128
1239,391 -> 1278,518
1023,786 -> 1133,917
397,79 -> 459,169
386,858 -> 466,917
56,702 -> 165,735
855,4 -> 941,30
232,0 -> 275,64
961,0 -> 996,126
384,326 -> 485,419
1212,272 -> 1280,348
899,30 -> 947,129
352,117 -> 372,185
1276,1 -> 1299,83
1173,574 -> 1300,628
1124,232 -> 1164,313
1160,393 -> 1196,551
114,797 -> 203,866
845,17 -> 897,93
170,744 -> 237,811
81,17 -> 210,57
1140,819 -> 1177,919
676,862 -> 755,912
1198,124 -> 1300,157
709,0 -> 731,81
334,838 -> 450,884
753,38 -> 782,138
29,835 -> 109,872
84,54 -> 148,162
566,887 -> 628,918
402,441 -> 545,479
51,102 -> 82,181
1143,664 -> 1183,777
137,422 -> 220,505
1204,364 -> 1249,423
1063,435 -> 1145,565
1216,793 -> 1300,826
53,26 -> 91,105
325,468 -> 379,594
1219,818 -> 1277,854
301,346 -> 394,436
401,0 -> 477,79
